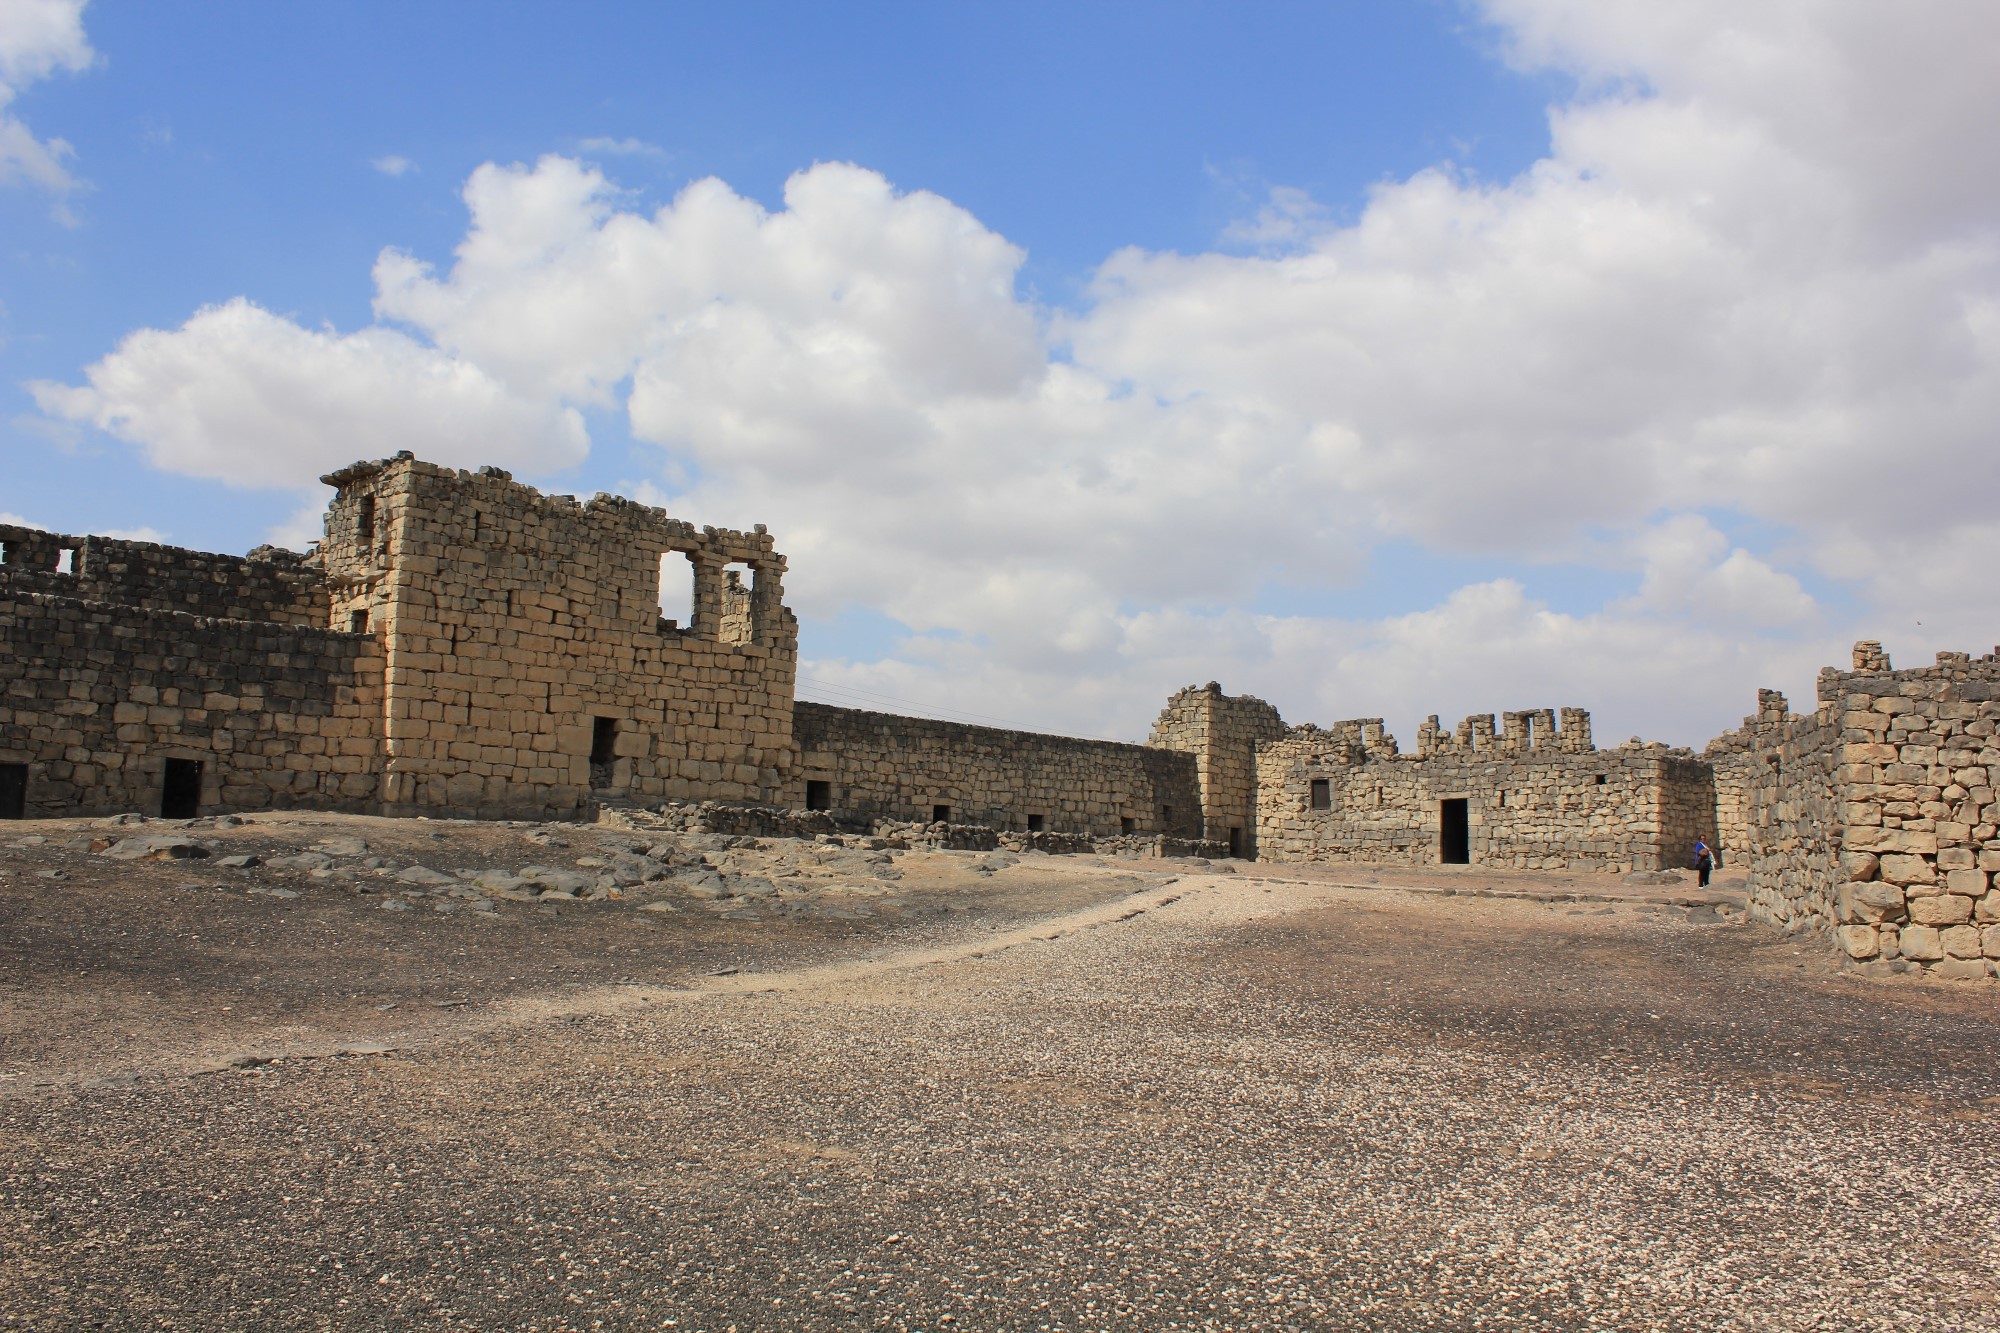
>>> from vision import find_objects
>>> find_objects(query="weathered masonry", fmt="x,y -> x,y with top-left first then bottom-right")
1255,707 -> 1712,872
0,455 -> 1264,843
1704,641 -> 2000,981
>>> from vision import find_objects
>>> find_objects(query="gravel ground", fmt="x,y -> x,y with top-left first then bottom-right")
2,814 -> 1996,1330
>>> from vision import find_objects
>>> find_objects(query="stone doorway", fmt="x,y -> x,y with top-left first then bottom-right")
161,759 -> 202,819
1439,798 -> 1470,864
0,763 -> 25,819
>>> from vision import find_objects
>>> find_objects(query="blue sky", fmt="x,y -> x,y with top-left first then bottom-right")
5,1 -> 2000,747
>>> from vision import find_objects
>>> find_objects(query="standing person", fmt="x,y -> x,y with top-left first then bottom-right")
1693,836 -> 1714,888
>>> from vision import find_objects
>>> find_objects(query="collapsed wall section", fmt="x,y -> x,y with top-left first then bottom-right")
1747,641 -> 2000,979
0,524 -> 327,626
793,701 -> 1202,839
1258,707 -> 1711,871
318,455 -> 798,820
0,589 -> 383,817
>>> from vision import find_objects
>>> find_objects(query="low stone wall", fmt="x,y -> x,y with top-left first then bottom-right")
794,702 -> 1203,840
636,800 -> 841,840
1258,720 -> 1712,872
0,589 -> 383,817
0,526 -> 326,626
1750,644 -> 2000,979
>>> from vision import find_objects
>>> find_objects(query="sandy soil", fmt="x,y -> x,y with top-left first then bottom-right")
0,811 -> 1994,1330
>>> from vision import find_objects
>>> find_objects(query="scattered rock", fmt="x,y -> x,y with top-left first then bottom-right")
268,852 -> 335,872
313,836 -> 369,858
248,886 -> 301,900
380,898 -> 412,912
215,854 -> 262,869
395,865 -> 459,887
96,835 -> 211,862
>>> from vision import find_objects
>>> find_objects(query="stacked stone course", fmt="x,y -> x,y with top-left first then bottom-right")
1735,641 -> 2000,979
794,701 -> 1202,838
0,588 -> 381,817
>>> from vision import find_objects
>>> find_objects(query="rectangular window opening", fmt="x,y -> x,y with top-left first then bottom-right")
658,551 -> 694,632
805,780 -> 831,812
1227,826 -> 1243,858
1497,790 -> 1506,808
0,762 -> 26,820
1120,815 -> 1136,834
356,494 -> 376,544
1595,774 -> 1607,786
1309,778 -> 1331,810
932,804 -> 951,824
1026,814 -> 1046,833
348,608 -> 370,634
161,758 -> 202,819
718,562 -> 755,645
0,540 -> 11,566
55,547 -> 75,575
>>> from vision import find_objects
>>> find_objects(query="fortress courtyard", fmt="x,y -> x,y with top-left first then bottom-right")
2,810 -> 1994,1331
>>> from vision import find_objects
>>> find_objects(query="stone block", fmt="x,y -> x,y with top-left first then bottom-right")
1835,881 -> 1905,924
1877,853 -> 1936,886
1834,924 -> 1879,959
1899,924 -> 1945,961
1945,867 -> 1989,897
1941,924 -> 1984,959
1908,894 -> 1973,927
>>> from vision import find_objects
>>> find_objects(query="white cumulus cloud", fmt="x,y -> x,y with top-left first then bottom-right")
34,0 -> 2000,745
30,297 -> 587,488
0,0 -> 94,208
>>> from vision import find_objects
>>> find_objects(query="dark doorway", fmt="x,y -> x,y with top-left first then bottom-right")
1440,798 -> 1470,864
0,763 -> 26,819
589,717 -> 618,789
805,780 -> 831,811
161,759 -> 202,819
932,804 -> 951,824
1121,816 -> 1136,834
1026,814 -> 1045,833
1227,826 -> 1243,858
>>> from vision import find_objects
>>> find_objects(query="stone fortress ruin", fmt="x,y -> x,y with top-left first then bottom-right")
2,454 -> 1995,979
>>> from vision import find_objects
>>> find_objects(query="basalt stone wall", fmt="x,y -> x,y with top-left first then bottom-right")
0,589 -> 383,817
0,525 -> 327,626
1751,641 -> 2000,980
1149,684 -> 1288,856
317,455 -> 799,820
794,701 -> 1203,839
1258,707 -> 1712,871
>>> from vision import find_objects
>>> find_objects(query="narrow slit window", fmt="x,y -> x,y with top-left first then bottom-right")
1309,778 -> 1331,810
356,495 -> 376,544
0,540 -> 11,566
55,547 -> 75,575
1161,804 -> 1173,826
1227,827 -> 1243,857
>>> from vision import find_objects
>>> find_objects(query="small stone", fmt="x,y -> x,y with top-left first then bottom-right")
215,854 -> 262,869
380,898 -> 412,912
314,836 -> 369,858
